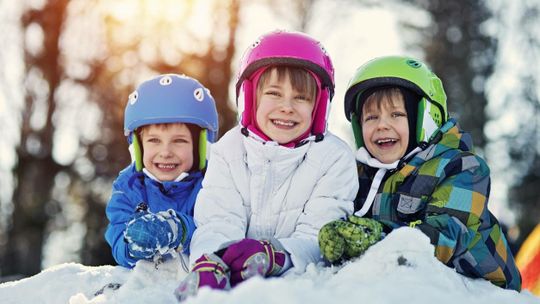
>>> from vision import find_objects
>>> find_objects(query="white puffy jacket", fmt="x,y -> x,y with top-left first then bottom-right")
190,126 -> 358,272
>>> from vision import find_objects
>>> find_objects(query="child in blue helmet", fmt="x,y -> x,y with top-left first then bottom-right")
105,74 -> 218,268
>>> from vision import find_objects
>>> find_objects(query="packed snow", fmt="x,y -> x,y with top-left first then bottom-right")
1,228 -> 538,304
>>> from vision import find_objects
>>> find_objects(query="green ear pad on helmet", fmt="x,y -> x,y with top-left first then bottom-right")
133,133 -> 143,172
417,97 -> 443,144
198,129 -> 207,170
351,112 -> 363,149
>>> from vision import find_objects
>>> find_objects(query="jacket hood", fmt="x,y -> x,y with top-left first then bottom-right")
407,118 -> 473,167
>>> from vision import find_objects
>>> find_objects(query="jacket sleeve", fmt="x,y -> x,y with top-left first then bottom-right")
105,182 -> 138,268
189,147 -> 248,264
416,152 -> 521,291
278,138 -> 357,272
175,211 -> 196,253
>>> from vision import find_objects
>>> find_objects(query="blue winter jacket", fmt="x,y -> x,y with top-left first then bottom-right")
105,163 -> 202,268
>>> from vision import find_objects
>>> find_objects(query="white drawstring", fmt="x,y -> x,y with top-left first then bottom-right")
354,148 -> 398,217
353,147 -> 422,217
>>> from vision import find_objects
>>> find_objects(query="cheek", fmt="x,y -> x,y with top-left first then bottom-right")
142,148 -> 154,166
362,123 -> 373,139
399,121 -> 410,140
299,103 -> 314,121
141,144 -> 155,158
182,146 -> 194,168
255,101 -> 270,123
183,144 -> 194,158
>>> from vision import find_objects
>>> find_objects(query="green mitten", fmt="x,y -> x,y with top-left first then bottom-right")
319,216 -> 383,263
319,220 -> 347,263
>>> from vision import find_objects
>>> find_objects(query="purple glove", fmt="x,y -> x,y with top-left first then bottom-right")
174,254 -> 230,302
220,238 -> 287,286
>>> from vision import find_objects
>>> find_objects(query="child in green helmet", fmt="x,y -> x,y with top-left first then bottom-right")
318,56 -> 521,291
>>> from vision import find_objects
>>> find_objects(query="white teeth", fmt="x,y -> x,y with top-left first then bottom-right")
157,164 -> 177,169
376,139 -> 397,144
272,119 -> 295,126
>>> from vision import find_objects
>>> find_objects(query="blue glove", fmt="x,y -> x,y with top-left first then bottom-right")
124,209 -> 185,260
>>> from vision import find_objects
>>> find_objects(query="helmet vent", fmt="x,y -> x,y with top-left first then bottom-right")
250,39 -> 261,49
406,59 -> 422,69
128,91 -> 138,105
193,88 -> 204,102
159,75 -> 173,86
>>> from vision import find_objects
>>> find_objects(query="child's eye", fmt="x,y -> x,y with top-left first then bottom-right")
264,90 -> 280,97
173,138 -> 189,144
294,95 -> 310,102
147,138 -> 160,143
392,112 -> 407,118
363,115 -> 377,122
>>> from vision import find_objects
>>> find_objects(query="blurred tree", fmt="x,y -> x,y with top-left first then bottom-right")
0,0 -> 70,277
510,156 -> 540,248
63,0 -> 241,267
1,0 -> 240,276
492,1 -> 540,247
399,0 -> 496,151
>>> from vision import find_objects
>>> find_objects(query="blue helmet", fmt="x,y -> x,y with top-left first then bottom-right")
124,74 -> 219,171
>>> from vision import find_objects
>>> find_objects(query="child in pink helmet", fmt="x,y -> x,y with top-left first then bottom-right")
174,30 -> 357,301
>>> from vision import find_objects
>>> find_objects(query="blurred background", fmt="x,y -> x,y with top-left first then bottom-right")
0,0 -> 538,282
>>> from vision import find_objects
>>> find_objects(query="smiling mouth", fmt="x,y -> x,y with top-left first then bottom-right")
156,163 -> 178,170
272,119 -> 297,128
375,138 -> 398,146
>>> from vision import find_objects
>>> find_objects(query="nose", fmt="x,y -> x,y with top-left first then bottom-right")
278,97 -> 294,113
159,145 -> 174,158
376,116 -> 391,130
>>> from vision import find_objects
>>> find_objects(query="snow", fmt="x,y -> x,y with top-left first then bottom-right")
1,228 -> 538,304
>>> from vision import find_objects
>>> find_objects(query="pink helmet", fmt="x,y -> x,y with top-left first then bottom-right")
235,30 -> 335,141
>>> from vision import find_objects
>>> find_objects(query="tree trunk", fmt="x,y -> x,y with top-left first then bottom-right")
0,0 -> 69,277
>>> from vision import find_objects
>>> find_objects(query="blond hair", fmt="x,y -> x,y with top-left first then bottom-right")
257,66 -> 317,103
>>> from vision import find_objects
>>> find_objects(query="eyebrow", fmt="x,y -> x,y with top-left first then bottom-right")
263,83 -> 282,89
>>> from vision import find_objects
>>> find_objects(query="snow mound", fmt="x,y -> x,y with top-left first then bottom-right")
1,228 -> 538,304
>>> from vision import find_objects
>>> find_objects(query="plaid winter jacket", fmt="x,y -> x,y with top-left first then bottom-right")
355,119 -> 521,291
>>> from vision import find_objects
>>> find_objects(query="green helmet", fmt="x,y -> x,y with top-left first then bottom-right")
344,56 -> 448,149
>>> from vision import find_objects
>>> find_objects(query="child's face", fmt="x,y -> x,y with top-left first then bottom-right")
140,123 -> 193,181
256,69 -> 314,144
361,96 -> 409,164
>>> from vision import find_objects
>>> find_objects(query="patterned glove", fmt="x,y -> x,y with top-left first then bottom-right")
318,215 -> 383,263
220,238 -> 287,286
124,209 -> 185,260
174,254 -> 230,302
